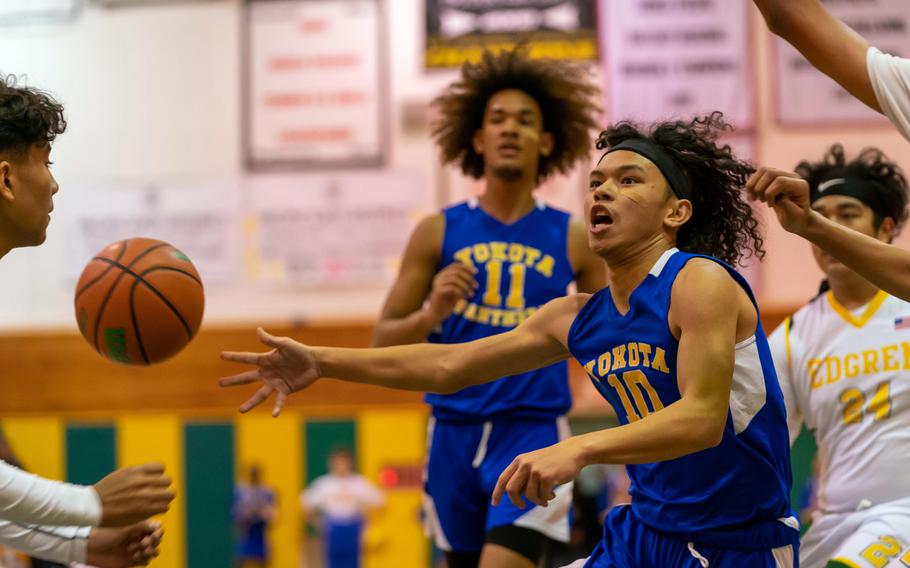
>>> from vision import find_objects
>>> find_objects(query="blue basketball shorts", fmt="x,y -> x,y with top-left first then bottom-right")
563,505 -> 798,568
422,416 -> 572,553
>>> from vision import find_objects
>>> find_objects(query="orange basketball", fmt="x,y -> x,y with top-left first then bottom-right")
74,238 -> 205,365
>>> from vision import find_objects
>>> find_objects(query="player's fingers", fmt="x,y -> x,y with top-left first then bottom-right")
134,463 -> 165,475
239,384 -> 274,413
218,370 -> 262,387
492,460 -> 520,506
748,167 -> 779,200
525,471 -> 543,507
220,351 -> 268,366
504,465 -> 530,509
257,327 -> 290,349
540,480 -> 556,505
272,390 -> 287,418
765,177 -> 796,207
445,270 -> 479,292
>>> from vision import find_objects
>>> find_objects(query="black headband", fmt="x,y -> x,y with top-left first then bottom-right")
604,138 -> 693,200
811,177 -> 889,220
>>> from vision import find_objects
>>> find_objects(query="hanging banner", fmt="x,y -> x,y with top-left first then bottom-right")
425,0 -> 598,69
245,0 -> 385,168
247,171 -> 423,287
603,0 -> 754,129
773,0 -> 910,126
67,179 -> 243,286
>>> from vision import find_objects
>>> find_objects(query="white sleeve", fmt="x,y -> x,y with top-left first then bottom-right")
302,478 -> 324,510
0,521 -> 89,564
0,461 -> 102,527
867,47 -> 910,141
768,319 -> 803,446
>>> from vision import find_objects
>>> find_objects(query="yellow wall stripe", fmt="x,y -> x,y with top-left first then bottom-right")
118,415 -> 184,568
358,409 -> 428,568
235,412 -> 302,568
1,417 -> 64,481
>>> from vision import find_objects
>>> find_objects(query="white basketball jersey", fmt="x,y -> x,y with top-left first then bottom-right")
769,290 -> 910,513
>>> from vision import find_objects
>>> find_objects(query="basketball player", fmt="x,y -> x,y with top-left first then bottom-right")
0,74 -> 170,565
767,145 -> 910,568
367,48 -> 604,568
222,113 -> 800,567
749,0 -> 910,303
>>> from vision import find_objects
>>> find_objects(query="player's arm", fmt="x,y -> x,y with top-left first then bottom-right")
754,0 -> 879,111
371,214 -> 477,347
749,167 -> 910,302
568,218 -> 607,294
219,295 -> 585,416
0,520 -> 161,567
0,461 -> 172,528
768,319 -> 804,446
493,260 -> 741,509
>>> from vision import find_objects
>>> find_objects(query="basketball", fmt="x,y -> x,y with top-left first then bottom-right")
74,238 -> 205,365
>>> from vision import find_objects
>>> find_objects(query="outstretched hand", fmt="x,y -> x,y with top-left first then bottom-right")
746,166 -> 813,235
219,327 -> 321,417
491,439 -> 586,510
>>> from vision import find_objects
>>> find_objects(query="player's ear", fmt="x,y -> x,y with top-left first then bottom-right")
472,129 -> 484,154
0,160 -> 14,202
665,198 -> 692,229
539,131 -> 554,158
878,215 -> 896,243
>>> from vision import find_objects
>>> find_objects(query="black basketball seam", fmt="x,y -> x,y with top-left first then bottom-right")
128,272 -> 193,341
128,281 -> 151,366
74,240 -> 128,301
139,265 -> 203,287
95,258 -> 196,339
90,243 -> 170,353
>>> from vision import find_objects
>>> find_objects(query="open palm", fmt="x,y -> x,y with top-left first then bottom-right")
219,327 -> 322,416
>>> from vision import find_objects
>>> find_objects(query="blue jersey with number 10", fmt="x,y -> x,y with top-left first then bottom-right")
567,249 -> 799,551
426,199 -> 575,421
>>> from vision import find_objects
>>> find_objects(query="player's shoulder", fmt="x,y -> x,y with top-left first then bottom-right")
673,257 -> 739,298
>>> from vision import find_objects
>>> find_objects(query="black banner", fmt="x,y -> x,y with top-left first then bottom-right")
425,0 -> 598,68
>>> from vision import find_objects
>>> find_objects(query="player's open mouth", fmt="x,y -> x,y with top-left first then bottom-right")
590,205 -> 614,231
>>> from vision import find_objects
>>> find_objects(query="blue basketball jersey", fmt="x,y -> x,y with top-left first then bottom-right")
567,248 -> 799,551
426,199 -> 575,420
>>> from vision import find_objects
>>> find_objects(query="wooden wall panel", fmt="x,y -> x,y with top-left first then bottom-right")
0,307 -> 795,415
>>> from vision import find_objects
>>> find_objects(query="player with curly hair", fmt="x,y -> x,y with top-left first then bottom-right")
221,112 -> 800,567
766,144 -> 910,568
0,73 -> 173,567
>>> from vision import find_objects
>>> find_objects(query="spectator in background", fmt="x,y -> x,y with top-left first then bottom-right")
301,448 -> 384,568
232,464 -> 277,568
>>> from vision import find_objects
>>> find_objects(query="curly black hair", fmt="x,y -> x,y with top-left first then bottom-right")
595,112 -> 762,266
431,48 -> 601,181
795,143 -> 909,234
0,73 -> 66,158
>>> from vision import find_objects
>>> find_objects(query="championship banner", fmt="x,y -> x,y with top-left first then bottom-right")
245,0 -> 385,168
773,0 -> 910,125
425,0 -> 598,69
602,0 -> 754,129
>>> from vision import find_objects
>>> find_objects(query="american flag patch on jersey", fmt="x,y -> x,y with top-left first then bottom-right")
896,317 -> 910,330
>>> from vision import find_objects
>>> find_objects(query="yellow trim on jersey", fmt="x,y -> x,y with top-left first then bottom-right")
783,316 -> 793,377
829,557 -> 863,568
827,290 -> 889,328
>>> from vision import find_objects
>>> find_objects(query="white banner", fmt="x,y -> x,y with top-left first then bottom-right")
773,0 -> 910,125
68,179 -> 243,286
247,172 -> 423,286
602,0 -> 753,129
246,0 -> 384,168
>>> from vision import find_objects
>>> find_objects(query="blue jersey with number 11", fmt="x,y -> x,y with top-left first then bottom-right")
426,199 -> 575,421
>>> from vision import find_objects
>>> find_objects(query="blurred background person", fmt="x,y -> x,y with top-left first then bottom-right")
302,448 -> 384,568
233,464 -> 277,568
